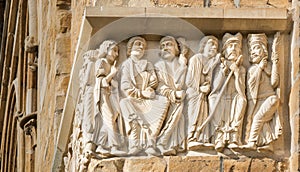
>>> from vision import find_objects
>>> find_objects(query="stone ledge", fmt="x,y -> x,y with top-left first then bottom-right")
86,7 -> 287,19
85,7 -> 290,34
87,156 -> 288,172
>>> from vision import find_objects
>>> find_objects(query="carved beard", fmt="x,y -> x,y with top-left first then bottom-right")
161,50 -> 175,60
250,54 -> 263,64
226,51 -> 238,61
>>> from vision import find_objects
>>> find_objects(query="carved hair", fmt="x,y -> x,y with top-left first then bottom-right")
98,40 -> 117,58
126,36 -> 147,57
198,36 -> 218,54
160,36 -> 179,56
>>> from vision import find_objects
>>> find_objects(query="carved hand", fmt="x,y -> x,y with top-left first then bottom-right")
259,58 -> 267,70
199,83 -> 210,94
142,87 -> 155,99
271,53 -> 279,64
229,62 -> 239,72
220,57 -> 229,75
175,90 -> 186,101
110,61 -> 118,76
178,54 -> 187,66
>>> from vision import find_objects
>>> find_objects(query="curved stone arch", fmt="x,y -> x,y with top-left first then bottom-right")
0,79 -> 19,172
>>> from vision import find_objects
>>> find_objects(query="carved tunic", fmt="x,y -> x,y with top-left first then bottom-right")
120,58 -> 169,149
186,54 -> 217,143
245,63 -> 282,146
208,60 -> 247,145
155,57 -> 187,151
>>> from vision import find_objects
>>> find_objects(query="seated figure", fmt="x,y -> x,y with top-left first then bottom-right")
120,36 -> 169,156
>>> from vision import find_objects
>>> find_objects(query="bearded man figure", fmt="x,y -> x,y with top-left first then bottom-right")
242,33 -> 282,152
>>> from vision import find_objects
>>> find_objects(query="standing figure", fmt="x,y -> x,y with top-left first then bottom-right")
155,36 -> 187,155
120,36 -> 169,156
208,33 -> 247,152
186,36 -> 220,150
92,40 -> 125,156
242,33 -> 282,151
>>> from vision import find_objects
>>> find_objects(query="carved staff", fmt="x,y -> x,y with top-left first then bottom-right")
197,55 -> 243,131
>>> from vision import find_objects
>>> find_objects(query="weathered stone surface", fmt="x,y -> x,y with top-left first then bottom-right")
88,158 -> 125,172
223,158 -> 287,171
156,0 -> 203,7
165,156 -> 220,172
87,156 -> 288,172
123,157 -> 167,172
239,0 -> 288,8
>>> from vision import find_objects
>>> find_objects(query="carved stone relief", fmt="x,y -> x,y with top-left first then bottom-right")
65,32 -> 283,171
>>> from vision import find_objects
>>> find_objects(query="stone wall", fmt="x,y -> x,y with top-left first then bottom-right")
18,0 -> 298,172
87,156 -> 288,172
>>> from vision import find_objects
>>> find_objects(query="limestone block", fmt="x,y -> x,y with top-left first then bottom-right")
249,158 -> 282,171
55,75 -> 70,94
224,158 -> 286,171
224,158 -> 252,171
56,10 -> 72,34
165,156 -> 220,171
123,157 -> 167,172
88,158 -> 125,172
240,0 -> 288,8
94,0 -> 124,6
268,0 -> 288,8
55,34 -> 71,75
156,0 -> 203,7
128,0 -> 154,7
211,0 -> 235,7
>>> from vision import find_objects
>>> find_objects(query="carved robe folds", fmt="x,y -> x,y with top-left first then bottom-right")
246,64 -> 281,147
120,58 -> 169,152
186,54 -> 216,146
93,58 -> 123,150
155,57 -> 187,154
244,33 -> 282,151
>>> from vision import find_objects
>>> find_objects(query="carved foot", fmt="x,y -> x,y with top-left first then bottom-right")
95,146 -> 110,156
145,147 -> 160,156
187,141 -> 203,151
257,144 -> 273,153
110,146 -> 127,156
128,146 -> 142,155
157,145 -> 176,156
228,142 -> 239,149
215,141 -> 225,152
240,142 -> 257,150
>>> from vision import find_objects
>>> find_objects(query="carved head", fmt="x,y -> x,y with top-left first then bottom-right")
127,36 -> 147,60
247,33 -> 268,64
160,36 -> 179,61
98,40 -> 118,64
222,33 -> 242,61
199,36 -> 218,58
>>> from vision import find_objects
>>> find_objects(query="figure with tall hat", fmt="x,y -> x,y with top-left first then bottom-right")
208,33 -> 247,152
242,33 -> 282,151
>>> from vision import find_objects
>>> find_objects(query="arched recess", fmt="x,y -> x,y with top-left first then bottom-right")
0,80 -> 20,172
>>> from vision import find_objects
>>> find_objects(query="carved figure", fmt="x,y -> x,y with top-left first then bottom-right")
91,40 -> 126,156
242,33 -> 282,151
80,49 -> 98,153
155,36 -> 187,155
208,33 -> 247,152
186,36 -> 220,150
120,36 -> 169,156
